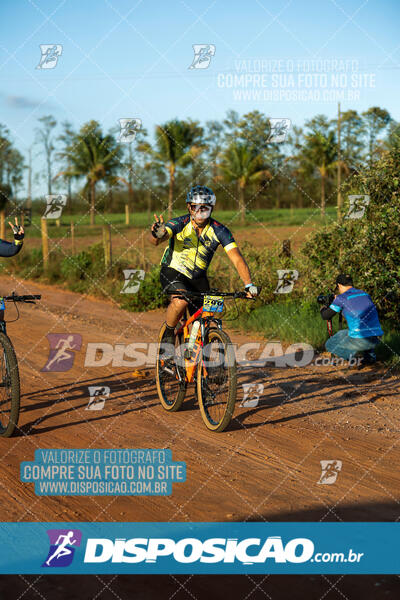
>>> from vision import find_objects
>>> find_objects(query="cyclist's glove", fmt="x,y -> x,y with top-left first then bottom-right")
151,221 -> 167,239
11,226 -> 24,244
245,283 -> 259,297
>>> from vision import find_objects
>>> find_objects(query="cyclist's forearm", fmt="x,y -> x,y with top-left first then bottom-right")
149,232 -> 168,246
229,251 -> 252,285
149,234 -> 159,246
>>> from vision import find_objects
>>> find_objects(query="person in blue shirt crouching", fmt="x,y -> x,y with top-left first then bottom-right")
320,274 -> 383,366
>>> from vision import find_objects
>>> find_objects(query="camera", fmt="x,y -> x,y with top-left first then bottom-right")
317,293 -> 335,306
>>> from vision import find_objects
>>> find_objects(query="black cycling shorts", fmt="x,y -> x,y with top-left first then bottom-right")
160,266 -> 210,313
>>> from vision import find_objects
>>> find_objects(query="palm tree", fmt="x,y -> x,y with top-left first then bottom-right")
219,142 -> 271,223
56,121 -> 122,225
35,115 -> 57,196
139,119 -> 203,218
57,120 -> 75,205
300,128 -> 337,217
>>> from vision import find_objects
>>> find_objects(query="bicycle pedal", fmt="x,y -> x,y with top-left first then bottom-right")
160,360 -> 175,376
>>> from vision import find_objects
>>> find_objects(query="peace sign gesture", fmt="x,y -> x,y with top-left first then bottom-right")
8,217 -> 24,242
151,214 -> 167,239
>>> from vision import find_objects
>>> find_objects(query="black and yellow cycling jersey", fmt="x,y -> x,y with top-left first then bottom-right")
161,214 -> 237,279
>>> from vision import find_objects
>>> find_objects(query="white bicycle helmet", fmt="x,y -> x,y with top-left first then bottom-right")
186,185 -> 216,206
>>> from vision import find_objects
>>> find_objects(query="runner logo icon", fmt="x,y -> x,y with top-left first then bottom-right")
240,383 -> 264,408
318,460 -> 342,485
120,269 -> 145,294
86,386 -> 111,410
43,194 -> 67,219
118,118 -> 142,143
41,334 -> 82,372
36,44 -> 63,69
274,270 -> 299,294
42,529 -> 82,567
188,44 -> 216,69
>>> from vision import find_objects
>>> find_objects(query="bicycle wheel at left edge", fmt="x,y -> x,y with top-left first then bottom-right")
156,323 -> 187,412
0,331 -> 21,437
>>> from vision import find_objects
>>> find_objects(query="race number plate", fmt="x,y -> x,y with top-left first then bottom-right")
203,295 -> 224,313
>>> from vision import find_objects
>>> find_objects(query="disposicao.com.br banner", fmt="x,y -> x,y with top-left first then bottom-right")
0,523 -> 398,574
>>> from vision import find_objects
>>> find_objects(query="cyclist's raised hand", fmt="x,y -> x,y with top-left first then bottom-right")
8,217 -> 24,244
151,214 -> 167,239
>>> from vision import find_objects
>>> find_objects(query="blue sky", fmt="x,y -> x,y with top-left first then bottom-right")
1,0 -> 400,196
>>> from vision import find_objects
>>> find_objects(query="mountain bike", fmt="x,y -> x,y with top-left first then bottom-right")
155,290 -> 254,433
0,292 -> 41,438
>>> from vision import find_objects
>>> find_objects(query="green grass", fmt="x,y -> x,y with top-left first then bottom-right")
212,207 -> 338,228
24,207 -> 338,238
236,302 -> 333,350
26,212 -> 155,238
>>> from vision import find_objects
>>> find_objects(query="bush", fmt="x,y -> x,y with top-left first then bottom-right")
61,249 -> 96,281
119,265 -> 166,311
301,147 -> 400,322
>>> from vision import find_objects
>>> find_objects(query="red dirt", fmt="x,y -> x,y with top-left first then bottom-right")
0,275 -> 398,598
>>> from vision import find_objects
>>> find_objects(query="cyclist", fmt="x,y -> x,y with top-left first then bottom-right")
0,217 -> 24,257
150,185 -> 259,350
0,217 -> 24,317
320,274 -> 383,365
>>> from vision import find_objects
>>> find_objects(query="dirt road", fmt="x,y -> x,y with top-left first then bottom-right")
0,275 -> 399,597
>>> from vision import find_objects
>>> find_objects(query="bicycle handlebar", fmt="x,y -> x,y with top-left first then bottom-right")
2,293 -> 41,303
167,290 -> 257,300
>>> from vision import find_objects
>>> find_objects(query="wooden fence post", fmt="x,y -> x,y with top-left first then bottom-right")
41,218 -> 49,269
71,221 -> 75,255
0,212 -> 5,239
281,239 -> 291,258
125,204 -> 130,226
103,225 -> 112,268
56,218 -> 60,227
141,233 -> 145,270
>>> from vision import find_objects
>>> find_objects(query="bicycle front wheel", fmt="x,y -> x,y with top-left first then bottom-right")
156,323 -> 187,412
197,328 -> 237,432
0,332 -> 20,438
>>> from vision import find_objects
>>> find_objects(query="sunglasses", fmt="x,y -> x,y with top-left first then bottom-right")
189,204 -> 212,212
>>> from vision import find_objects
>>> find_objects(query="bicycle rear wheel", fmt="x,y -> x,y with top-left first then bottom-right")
0,332 -> 20,438
197,328 -> 237,432
156,323 -> 187,412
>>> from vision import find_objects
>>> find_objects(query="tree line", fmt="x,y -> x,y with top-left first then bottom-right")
0,106 -> 398,224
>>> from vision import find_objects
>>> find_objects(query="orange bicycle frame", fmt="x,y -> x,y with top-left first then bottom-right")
176,306 -> 215,383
